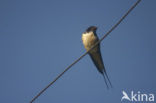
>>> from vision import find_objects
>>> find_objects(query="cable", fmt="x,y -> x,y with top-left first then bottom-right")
30,0 -> 141,102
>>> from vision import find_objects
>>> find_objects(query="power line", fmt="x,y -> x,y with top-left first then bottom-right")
30,0 -> 141,102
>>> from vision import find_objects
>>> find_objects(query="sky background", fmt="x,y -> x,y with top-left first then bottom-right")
0,0 -> 156,103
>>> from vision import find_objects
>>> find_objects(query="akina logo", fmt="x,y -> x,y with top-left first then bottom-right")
121,91 -> 154,102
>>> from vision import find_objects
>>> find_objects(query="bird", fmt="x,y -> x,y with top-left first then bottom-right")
82,26 -> 112,89
121,91 -> 131,101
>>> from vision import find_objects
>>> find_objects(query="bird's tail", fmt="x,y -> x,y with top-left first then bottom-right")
102,73 -> 109,89
102,70 -> 112,89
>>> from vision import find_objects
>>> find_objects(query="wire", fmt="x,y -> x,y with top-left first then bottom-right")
30,0 -> 141,102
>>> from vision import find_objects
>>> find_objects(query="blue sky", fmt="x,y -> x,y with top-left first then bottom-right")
0,0 -> 156,103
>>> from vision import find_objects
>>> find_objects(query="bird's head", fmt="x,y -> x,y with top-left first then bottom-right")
86,26 -> 97,32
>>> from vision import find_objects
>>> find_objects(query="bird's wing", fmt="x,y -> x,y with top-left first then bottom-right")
89,44 -> 104,74
123,91 -> 128,96
89,43 -> 112,88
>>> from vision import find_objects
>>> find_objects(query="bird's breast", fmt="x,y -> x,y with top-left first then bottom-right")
82,32 -> 98,51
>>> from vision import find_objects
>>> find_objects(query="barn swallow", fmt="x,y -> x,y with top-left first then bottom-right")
82,26 -> 112,89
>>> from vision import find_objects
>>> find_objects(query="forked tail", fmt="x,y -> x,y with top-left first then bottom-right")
102,70 -> 112,89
